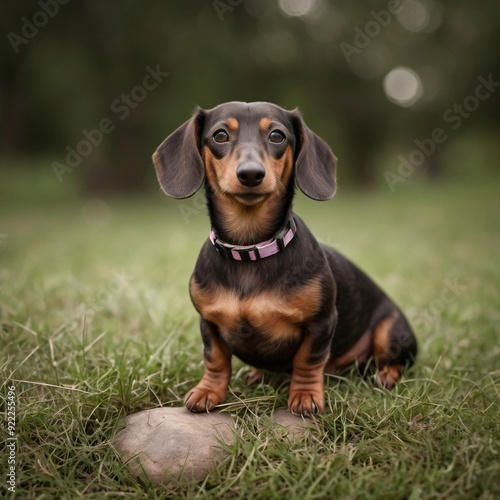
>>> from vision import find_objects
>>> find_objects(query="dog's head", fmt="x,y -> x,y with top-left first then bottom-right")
153,101 -> 337,204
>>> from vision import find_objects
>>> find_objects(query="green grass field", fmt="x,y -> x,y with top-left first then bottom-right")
1,166 -> 499,498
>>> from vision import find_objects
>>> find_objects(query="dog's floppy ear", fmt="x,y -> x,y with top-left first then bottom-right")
292,112 -> 337,201
152,108 -> 205,198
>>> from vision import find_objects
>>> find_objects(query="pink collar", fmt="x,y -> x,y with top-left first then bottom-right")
209,218 -> 296,261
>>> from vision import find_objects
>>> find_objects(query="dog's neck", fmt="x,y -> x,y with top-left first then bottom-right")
205,186 -> 294,246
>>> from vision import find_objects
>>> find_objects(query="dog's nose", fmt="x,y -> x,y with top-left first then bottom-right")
236,162 -> 266,187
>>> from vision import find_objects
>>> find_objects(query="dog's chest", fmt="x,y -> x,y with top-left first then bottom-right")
190,278 -> 323,342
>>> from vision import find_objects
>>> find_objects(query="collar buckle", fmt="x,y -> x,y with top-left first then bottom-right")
213,237 -> 232,259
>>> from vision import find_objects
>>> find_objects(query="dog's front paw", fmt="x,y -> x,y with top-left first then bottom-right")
184,385 -> 225,412
288,389 -> 324,417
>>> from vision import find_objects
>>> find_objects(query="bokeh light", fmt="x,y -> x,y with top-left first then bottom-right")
383,66 -> 423,107
397,0 -> 442,33
278,0 -> 321,18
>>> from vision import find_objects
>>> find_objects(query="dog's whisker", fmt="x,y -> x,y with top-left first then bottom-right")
276,178 -> 287,194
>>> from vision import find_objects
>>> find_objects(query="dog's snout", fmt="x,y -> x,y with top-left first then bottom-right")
236,162 -> 266,187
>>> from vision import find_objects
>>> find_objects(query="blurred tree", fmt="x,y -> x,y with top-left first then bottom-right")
1,0 -> 498,192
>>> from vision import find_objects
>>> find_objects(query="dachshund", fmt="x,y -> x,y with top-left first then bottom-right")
153,101 -> 417,416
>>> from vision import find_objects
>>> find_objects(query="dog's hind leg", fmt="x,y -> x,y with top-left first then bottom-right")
245,368 -> 265,386
371,312 -> 417,389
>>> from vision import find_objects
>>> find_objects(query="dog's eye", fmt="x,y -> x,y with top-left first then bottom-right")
269,130 -> 285,144
213,130 -> 230,143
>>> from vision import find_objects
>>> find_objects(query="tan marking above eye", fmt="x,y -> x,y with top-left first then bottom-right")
259,117 -> 271,131
226,118 -> 239,131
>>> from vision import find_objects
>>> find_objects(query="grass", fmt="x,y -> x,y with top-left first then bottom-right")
1,164 -> 499,498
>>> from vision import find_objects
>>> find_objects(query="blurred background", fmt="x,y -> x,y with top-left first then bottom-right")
1,0 -> 499,195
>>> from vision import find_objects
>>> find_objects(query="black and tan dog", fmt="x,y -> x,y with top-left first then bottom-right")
153,101 -> 417,416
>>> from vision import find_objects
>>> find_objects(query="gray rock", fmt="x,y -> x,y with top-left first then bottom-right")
112,407 -> 315,486
271,408 -> 312,442
112,407 -> 234,485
